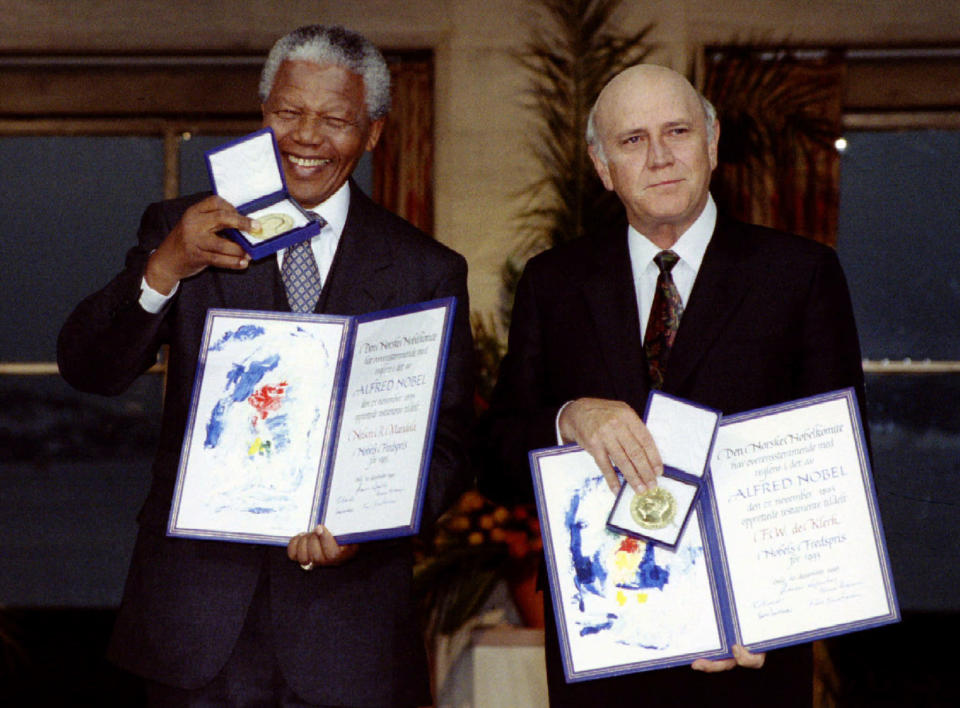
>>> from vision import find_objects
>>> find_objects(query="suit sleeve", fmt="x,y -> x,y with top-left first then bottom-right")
57,201 -> 176,396
796,247 -> 870,434
796,249 -> 872,457
478,260 -> 566,504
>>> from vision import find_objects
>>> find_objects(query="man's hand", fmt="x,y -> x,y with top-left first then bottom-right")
287,525 -> 358,568
691,645 -> 766,672
144,195 -> 255,294
558,397 -> 663,494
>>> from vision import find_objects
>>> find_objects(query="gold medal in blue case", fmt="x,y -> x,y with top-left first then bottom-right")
630,487 -> 677,530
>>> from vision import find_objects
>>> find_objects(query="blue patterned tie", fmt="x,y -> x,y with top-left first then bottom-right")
281,220 -> 325,313
643,250 -> 684,389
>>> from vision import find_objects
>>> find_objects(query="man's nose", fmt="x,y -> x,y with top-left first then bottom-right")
647,136 -> 673,167
292,115 -> 327,145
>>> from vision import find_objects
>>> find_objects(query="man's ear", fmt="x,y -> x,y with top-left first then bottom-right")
365,118 -> 386,152
588,144 -> 614,191
708,119 -> 720,170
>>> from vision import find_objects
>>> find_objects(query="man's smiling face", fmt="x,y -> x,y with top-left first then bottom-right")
261,60 -> 384,209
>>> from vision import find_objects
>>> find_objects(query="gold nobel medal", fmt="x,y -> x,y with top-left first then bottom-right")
253,213 -> 294,239
630,487 -> 676,530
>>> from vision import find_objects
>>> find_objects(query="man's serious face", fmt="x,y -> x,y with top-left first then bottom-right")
262,60 -> 384,209
590,66 -> 718,245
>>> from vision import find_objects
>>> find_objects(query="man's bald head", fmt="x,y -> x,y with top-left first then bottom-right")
587,65 -> 716,165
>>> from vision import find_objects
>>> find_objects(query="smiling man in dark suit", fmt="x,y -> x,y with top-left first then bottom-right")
482,64 -> 865,706
58,25 -> 473,707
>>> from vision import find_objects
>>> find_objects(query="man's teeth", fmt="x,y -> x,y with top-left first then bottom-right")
288,156 -> 331,167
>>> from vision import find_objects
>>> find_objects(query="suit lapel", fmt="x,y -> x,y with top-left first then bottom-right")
571,230 -> 650,404
665,218 -> 751,391
321,186 -> 396,315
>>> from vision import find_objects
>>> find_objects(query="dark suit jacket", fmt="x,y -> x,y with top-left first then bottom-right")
58,184 -> 474,706
481,215 -> 865,706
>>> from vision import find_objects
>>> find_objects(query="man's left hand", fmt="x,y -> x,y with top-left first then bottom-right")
287,525 -> 358,568
691,644 -> 765,672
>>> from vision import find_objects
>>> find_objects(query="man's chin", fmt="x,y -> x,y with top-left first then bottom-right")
288,183 -> 337,210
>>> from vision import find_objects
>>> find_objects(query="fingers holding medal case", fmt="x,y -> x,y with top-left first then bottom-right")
607,392 -> 721,549
205,127 -> 321,259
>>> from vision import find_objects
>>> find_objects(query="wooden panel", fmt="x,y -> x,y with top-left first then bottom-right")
845,57 -> 960,111
0,59 -> 262,117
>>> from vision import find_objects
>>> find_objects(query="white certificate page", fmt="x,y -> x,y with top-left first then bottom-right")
710,393 -> 896,647
322,305 -> 448,537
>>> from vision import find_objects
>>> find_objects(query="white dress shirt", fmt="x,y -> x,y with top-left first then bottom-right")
139,180 -> 352,313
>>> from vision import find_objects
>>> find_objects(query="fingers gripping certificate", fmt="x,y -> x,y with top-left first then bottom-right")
167,298 -> 455,545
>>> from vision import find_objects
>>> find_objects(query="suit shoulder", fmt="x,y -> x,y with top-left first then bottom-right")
136,192 -> 211,236
523,231 -> 613,274
723,218 -> 838,262
351,188 -> 467,268
144,191 -> 211,220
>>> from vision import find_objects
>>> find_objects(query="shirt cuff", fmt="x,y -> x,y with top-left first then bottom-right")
555,400 -> 575,445
139,276 -> 178,313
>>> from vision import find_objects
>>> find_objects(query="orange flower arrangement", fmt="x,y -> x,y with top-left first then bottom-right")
414,489 -> 543,634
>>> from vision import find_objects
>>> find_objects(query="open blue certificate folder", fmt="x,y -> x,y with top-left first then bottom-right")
167,298 -> 456,546
530,388 -> 899,682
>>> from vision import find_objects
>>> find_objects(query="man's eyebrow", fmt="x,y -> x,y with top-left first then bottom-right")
615,126 -> 649,139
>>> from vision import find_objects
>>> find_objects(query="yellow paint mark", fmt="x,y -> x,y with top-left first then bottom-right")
637,593 -> 648,604
248,437 -> 263,456
616,590 -> 627,606
614,551 -> 632,571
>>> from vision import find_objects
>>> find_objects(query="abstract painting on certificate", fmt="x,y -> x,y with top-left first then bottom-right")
533,448 -> 729,681
170,311 -> 348,542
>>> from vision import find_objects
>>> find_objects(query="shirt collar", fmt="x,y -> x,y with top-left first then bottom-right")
307,179 -> 351,239
628,194 -> 716,271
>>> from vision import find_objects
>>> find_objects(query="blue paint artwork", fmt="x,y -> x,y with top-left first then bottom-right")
618,543 -> 670,592
208,324 -> 266,352
175,315 -> 341,540
566,480 -> 671,607
204,353 -> 281,448
559,473 -> 711,650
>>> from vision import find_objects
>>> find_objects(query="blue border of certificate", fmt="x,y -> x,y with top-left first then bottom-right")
167,297 -> 455,546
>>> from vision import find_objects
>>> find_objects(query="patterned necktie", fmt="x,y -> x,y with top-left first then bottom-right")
281,230 -> 323,314
643,250 -> 684,389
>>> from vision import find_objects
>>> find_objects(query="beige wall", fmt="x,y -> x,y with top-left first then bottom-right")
4,0 -> 958,320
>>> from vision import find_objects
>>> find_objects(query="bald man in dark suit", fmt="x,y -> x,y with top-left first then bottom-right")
482,64 -> 865,706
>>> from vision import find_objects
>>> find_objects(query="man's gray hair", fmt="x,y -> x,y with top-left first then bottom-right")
259,25 -> 391,121
586,89 -> 717,164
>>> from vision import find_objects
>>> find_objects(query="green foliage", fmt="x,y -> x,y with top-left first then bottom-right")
505,0 -> 654,325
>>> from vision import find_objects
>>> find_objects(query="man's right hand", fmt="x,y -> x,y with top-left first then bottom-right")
558,397 -> 663,494
144,195 -> 255,294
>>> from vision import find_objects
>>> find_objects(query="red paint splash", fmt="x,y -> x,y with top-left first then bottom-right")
248,381 -> 288,420
618,537 -> 640,553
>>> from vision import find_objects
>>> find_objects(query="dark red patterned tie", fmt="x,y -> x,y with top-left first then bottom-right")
643,250 -> 683,389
